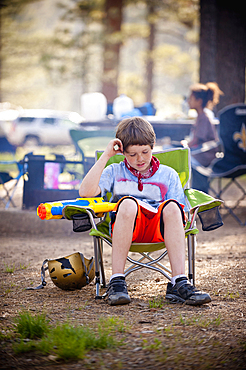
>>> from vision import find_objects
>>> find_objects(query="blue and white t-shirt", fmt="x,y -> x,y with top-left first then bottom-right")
98,161 -> 186,210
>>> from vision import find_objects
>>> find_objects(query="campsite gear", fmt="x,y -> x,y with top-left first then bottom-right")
26,252 -> 94,291
37,197 -> 116,220
191,103 -> 246,226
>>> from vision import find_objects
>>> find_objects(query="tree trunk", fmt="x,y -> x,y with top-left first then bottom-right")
146,5 -> 155,102
0,7 -> 2,102
199,0 -> 246,111
101,0 -> 123,103
199,0 -> 217,83
216,1 -> 246,110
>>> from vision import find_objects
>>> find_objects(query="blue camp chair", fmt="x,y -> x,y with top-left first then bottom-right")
63,147 -> 223,299
0,136 -> 16,155
191,104 -> 246,226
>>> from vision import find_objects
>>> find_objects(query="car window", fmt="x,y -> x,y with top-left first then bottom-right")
58,119 -> 76,127
18,117 -> 35,123
43,117 -> 55,125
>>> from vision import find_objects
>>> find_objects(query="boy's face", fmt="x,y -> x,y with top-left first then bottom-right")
124,144 -> 152,174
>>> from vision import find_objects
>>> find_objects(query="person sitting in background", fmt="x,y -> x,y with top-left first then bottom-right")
181,82 -> 223,192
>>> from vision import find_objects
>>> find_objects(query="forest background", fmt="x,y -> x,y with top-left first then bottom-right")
1,0 -> 245,119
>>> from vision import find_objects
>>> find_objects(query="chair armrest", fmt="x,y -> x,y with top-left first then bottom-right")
185,188 -> 224,231
185,188 -> 223,214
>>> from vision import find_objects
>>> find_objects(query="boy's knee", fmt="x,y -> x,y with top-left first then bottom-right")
163,201 -> 182,219
117,198 -> 138,218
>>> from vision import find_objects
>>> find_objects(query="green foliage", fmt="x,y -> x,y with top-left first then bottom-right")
3,263 -> 15,273
19,263 -> 29,270
47,318 -> 123,359
13,339 -> 37,354
15,310 -> 49,339
77,300 -> 89,310
142,337 -> 162,351
98,316 -> 127,334
177,314 -> 222,328
1,0 -> 199,111
149,296 -> 165,309
0,328 -> 15,340
47,323 -> 94,359
153,44 -> 197,78
224,290 -> 240,299
13,314 -> 127,360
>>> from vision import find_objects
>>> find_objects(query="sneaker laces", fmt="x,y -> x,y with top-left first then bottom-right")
106,278 -> 127,294
178,280 -> 201,297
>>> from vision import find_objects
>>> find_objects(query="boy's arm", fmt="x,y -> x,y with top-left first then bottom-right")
79,138 -> 123,198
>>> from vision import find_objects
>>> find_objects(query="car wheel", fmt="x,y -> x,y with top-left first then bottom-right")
23,136 -> 40,147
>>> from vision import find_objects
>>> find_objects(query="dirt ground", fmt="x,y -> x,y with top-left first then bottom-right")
0,205 -> 246,369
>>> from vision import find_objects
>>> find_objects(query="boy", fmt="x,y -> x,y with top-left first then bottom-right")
79,117 -> 211,306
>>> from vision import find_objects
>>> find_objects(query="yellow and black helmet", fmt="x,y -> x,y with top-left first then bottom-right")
27,252 -> 94,291
48,252 -> 95,290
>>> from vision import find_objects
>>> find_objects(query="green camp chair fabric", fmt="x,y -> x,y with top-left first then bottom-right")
97,147 -> 190,189
185,188 -> 223,213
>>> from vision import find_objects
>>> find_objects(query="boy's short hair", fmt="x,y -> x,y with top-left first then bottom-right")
116,117 -> 156,151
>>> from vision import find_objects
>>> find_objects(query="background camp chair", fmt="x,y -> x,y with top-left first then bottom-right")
191,103 -> 246,226
70,129 -> 115,176
0,160 -> 24,209
0,135 -> 16,156
63,147 -> 223,299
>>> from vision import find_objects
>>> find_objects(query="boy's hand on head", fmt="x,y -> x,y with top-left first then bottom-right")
104,139 -> 124,158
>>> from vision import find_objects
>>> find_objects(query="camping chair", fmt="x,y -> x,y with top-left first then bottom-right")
70,129 -> 115,176
189,139 -> 222,193
62,147 -> 223,299
191,104 -> 246,226
0,135 -> 16,156
0,159 -> 25,209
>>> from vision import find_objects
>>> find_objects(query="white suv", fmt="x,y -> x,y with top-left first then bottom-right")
7,109 -> 83,146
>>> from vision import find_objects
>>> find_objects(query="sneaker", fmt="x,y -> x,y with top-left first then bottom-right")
106,277 -> 131,306
165,278 -> 211,306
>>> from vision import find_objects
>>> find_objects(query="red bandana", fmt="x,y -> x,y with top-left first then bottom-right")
124,156 -> 160,191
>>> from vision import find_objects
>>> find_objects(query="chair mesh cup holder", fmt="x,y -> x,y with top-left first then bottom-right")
198,206 -> 223,231
72,213 -> 92,232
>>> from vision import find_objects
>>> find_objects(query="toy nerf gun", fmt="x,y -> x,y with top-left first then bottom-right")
37,198 -> 116,220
